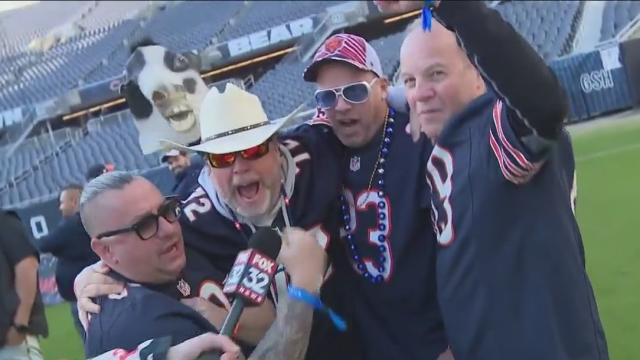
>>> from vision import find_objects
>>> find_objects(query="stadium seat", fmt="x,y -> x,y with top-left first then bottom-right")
221,1 -> 334,41
600,1 -> 640,40
495,0 -> 582,59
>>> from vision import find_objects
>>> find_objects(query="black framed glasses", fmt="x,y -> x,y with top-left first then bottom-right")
314,78 -> 378,109
96,197 -> 182,241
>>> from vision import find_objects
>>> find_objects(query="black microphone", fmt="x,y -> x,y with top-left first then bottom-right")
197,228 -> 281,360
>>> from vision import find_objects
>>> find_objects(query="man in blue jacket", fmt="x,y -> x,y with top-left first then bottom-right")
38,184 -> 99,339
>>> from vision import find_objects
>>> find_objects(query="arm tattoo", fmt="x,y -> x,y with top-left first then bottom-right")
249,297 -> 313,360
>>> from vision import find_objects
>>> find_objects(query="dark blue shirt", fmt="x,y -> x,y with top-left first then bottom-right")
340,110 -> 448,360
37,213 -> 99,301
84,272 -> 215,358
174,159 -> 204,200
426,93 -> 607,359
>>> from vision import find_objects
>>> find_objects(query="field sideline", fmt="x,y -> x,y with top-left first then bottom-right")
40,112 -> 640,360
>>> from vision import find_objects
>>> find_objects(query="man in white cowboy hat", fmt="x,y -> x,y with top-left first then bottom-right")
75,83 -> 361,360
302,33 -> 451,359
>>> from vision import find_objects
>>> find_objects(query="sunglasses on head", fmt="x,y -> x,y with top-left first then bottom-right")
314,78 -> 378,109
96,197 -> 182,241
206,138 -> 272,169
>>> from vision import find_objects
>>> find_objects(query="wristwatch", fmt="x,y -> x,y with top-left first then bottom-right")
11,322 -> 29,334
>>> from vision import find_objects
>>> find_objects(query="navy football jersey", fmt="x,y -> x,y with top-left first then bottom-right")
340,110 -> 448,359
84,272 -> 215,358
180,122 -> 361,360
426,94 -> 607,359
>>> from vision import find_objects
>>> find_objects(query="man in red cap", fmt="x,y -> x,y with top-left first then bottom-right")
303,33 -> 451,359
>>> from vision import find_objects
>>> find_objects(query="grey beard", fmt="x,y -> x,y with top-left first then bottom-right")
234,193 -> 282,227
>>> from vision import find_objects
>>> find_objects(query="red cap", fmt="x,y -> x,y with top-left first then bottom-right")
303,34 -> 383,82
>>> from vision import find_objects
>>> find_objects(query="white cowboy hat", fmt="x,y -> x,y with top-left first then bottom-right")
162,83 -> 305,154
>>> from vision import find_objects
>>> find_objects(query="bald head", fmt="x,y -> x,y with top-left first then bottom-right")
59,184 -> 83,218
400,20 -> 486,141
402,20 -> 471,66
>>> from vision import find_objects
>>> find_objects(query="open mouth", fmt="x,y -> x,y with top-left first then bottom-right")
164,105 -> 196,132
337,118 -> 359,129
236,182 -> 260,201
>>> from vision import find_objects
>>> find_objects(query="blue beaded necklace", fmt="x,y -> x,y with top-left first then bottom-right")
339,108 -> 395,284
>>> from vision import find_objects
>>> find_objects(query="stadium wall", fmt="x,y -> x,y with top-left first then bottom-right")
550,41 -> 636,122
620,37 -> 640,106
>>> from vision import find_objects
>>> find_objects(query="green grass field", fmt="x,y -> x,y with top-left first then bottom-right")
40,115 -> 640,359
41,302 -> 84,360
571,114 -> 640,360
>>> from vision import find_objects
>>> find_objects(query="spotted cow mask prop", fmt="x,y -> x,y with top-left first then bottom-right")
122,45 -> 207,154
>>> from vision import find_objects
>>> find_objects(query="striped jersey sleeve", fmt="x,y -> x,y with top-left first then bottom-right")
488,100 -> 546,184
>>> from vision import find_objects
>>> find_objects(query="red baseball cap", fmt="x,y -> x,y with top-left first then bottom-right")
303,33 -> 383,82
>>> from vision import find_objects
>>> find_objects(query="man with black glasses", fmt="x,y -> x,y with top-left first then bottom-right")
80,171 -> 329,360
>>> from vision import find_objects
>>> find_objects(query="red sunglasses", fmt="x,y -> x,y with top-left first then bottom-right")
206,138 -> 271,168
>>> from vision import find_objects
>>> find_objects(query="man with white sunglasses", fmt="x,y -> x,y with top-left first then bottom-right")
303,33 -> 451,359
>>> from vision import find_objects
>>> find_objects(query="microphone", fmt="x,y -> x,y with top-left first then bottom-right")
197,228 -> 281,360
219,227 -> 281,336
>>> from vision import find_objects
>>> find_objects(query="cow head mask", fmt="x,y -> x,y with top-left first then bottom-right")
122,43 -> 207,154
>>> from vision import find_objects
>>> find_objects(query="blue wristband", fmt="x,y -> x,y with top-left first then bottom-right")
287,286 -> 347,332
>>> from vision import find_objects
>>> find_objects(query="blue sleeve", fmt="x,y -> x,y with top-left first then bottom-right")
556,130 -> 577,213
85,287 -> 212,358
279,121 -> 344,228
38,215 -> 95,261
281,120 -> 344,197
435,1 -> 568,140
37,218 -> 75,255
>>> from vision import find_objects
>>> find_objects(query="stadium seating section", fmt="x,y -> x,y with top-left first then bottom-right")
0,114 -> 158,207
600,1 -> 640,41
1,0 -> 639,208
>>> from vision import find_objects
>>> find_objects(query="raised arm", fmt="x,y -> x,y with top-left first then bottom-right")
248,227 -> 325,360
434,0 -> 568,140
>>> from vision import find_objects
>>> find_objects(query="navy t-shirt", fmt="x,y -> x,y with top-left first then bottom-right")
84,272 -> 215,358
340,110 -> 448,359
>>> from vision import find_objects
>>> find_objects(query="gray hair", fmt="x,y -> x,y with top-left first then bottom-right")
80,171 -> 137,235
